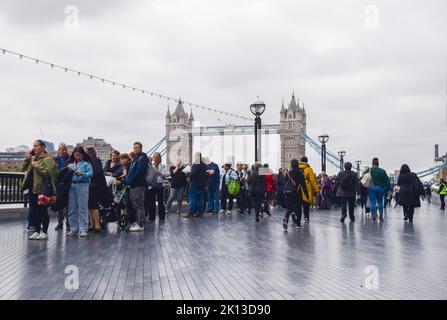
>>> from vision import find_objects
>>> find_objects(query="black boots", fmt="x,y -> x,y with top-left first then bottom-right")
283,217 -> 288,230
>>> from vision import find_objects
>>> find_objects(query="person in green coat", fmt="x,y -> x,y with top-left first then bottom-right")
21,139 -> 57,240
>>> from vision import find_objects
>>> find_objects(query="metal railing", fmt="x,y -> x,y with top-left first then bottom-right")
0,172 -> 28,206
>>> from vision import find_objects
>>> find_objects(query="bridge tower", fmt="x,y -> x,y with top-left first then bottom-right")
165,98 -> 193,168
280,92 -> 306,169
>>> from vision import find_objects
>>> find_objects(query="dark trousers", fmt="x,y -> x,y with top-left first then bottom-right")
340,197 -> 356,220
285,191 -> 303,224
262,192 -> 272,214
57,208 -> 70,228
146,184 -> 165,220
221,185 -> 234,211
302,202 -> 310,219
441,195 -> 445,210
253,193 -> 264,216
29,194 -> 50,233
277,188 -> 285,208
403,206 -> 415,220
237,187 -> 249,213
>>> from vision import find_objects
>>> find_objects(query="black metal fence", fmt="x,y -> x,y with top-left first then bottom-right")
0,172 -> 188,207
0,172 -> 28,206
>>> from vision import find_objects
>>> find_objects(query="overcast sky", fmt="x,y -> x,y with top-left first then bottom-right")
0,0 -> 446,174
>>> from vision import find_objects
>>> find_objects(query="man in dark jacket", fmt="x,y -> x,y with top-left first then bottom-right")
396,164 -> 425,222
249,162 -> 267,222
185,152 -> 208,218
335,162 -> 360,223
124,142 -> 149,231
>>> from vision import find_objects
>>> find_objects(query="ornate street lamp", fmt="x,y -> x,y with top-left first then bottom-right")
338,150 -> 346,171
318,133 -> 329,172
250,99 -> 266,162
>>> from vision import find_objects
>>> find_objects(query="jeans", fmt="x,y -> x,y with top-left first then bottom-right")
207,187 -> 220,213
130,186 -> 146,226
27,205 -> 35,229
166,186 -> 184,214
68,183 -> 89,233
29,194 -> 49,233
340,197 -> 356,220
189,186 -> 205,215
368,185 -> 385,217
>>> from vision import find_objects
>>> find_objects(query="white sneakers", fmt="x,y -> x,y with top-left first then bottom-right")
219,209 -> 225,214
29,232 -> 48,240
129,223 -> 144,232
79,231 -> 88,237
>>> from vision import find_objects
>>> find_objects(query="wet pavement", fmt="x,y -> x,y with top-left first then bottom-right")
0,202 -> 446,300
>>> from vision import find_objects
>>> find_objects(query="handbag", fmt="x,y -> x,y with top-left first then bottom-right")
361,173 -> 372,188
38,175 -> 56,206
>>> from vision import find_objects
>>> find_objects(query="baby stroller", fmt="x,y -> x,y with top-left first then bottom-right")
99,177 -> 130,230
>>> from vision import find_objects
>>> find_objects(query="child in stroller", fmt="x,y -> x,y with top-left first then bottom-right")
99,176 -> 130,230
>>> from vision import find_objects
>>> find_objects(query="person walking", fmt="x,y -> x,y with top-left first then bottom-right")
298,157 -> 319,223
438,178 -> 446,210
276,168 -> 286,209
185,152 -> 208,218
262,164 -> 274,216
147,152 -> 166,221
283,159 -> 308,230
204,157 -> 220,215
368,158 -> 392,222
249,162 -> 267,222
166,157 -> 187,215
86,147 -> 108,233
396,164 -> 425,222
335,162 -> 359,223
219,161 -> 239,214
319,172 -> 333,209
54,142 -> 71,231
21,139 -> 58,240
124,142 -> 149,232
66,147 -> 93,238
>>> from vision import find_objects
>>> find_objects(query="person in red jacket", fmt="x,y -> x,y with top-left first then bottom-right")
262,163 -> 274,216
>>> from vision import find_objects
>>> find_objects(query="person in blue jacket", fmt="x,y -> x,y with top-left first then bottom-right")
124,142 -> 149,232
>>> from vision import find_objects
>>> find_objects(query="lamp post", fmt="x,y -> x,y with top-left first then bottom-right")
250,98 -> 266,162
318,133 -> 329,172
355,160 -> 362,177
338,150 -> 346,171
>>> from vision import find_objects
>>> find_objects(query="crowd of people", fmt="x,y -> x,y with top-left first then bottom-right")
21,139 -> 446,240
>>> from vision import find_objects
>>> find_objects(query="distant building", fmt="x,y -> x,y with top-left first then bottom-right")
0,152 -> 27,170
76,137 -> 113,165
42,140 -> 55,153
6,145 -> 29,153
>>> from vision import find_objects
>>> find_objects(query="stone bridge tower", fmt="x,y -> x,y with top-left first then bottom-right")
280,92 -> 306,169
165,98 -> 193,168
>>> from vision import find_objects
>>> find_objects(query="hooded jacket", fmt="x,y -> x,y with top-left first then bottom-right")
298,162 -> 319,205
21,152 -> 58,194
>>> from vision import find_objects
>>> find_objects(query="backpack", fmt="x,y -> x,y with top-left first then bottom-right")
340,172 -> 355,191
284,177 -> 299,195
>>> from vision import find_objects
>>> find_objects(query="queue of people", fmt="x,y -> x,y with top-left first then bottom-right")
20,138 -> 443,240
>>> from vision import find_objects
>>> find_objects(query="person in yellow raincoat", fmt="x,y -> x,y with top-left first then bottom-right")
298,157 -> 320,223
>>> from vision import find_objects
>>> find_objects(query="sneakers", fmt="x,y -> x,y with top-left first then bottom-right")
54,224 -> 63,231
66,231 -> 79,236
79,231 -> 88,237
340,215 -> 346,223
226,210 -> 232,214
219,209 -> 225,214
129,224 -> 144,232
29,232 -> 40,240
379,217 -> 385,222
295,224 -> 302,229
304,218 -> 309,223
183,214 -> 190,219
37,232 -> 48,240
